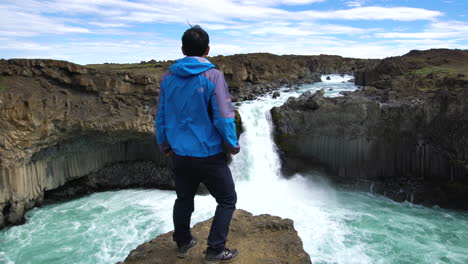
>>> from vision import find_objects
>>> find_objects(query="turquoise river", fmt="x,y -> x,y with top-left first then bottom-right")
1,75 -> 467,264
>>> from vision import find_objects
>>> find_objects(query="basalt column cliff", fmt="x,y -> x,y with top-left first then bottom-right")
0,54 -> 375,229
0,59 -> 171,228
272,49 -> 468,208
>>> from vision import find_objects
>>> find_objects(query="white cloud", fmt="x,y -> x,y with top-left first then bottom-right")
88,22 -> 130,28
281,0 -> 325,4
210,44 -> 244,54
376,32 -> 458,39
3,0 -> 443,28
0,40 -> 52,51
430,20 -> 468,33
249,22 -> 375,36
235,0 -> 324,6
298,6 -> 443,21
375,20 -> 468,39
345,0 -> 366,8
0,4 -> 90,37
0,0 -> 465,64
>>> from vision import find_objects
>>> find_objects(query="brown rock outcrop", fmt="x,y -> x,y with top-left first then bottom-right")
120,209 -> 312,264
211,53 -> 376,101
355,49 -> 468,95
0,59 -> 169,228
90,53 -> 377,102
271,49 -> 468,209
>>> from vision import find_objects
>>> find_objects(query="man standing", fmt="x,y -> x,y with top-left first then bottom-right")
155,25 -> 240,263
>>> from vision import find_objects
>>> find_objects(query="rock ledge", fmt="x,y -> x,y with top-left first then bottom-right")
120,209 -> 312,264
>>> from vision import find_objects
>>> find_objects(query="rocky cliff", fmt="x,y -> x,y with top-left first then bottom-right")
210,53 -> 376,101
355,49 -> 468,95
0,54 -> 376,229
119,209 -> 312,264
0,59 -> 170,228
91,53 -> 377,102
271,49 -> 468,208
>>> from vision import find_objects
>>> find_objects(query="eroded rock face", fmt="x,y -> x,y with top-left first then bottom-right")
90,53 -> 377,102
210,53 -> 377,101
0,54 -> 376,229
271,50 -> 468,208
355,49 -> 468,95
119,209 -> 312,264
0,59 -> 168,228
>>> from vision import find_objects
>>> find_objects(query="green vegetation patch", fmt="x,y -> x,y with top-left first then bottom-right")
416,85 -> 439,93
87,62 -> 170,75
234,110 -> 244,138
0,75 -> 9,92
89,63 -> 158,70
410,66 -> 468,93
412,66 -> 468,80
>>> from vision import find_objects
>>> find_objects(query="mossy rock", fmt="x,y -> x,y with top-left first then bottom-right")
0,76 -> 9,92
270,106 -> 281,124
412,66 -> 468,80
269,107 -> 297,154
274,132 -> 298,154
234,110 -> 243,139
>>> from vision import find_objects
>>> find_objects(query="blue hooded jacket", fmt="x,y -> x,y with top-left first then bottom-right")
155,56 -> 239,157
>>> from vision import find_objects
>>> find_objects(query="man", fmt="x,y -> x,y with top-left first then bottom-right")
155,25 -> 240,263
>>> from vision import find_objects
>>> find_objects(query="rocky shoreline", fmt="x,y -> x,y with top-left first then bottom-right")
271,49 -> 468,208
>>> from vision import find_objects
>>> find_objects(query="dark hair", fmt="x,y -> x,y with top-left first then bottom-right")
182,25 -> 209,56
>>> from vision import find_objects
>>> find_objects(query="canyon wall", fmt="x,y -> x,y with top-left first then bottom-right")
271,49 -> 468,208
210,53 -> 377,101
0,59 -> 169,228
0,54 -> 377,229
92,53 -> 377,102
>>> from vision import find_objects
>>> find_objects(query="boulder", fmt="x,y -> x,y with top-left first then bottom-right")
120,209 -> 312,264
272,91 -> 280,99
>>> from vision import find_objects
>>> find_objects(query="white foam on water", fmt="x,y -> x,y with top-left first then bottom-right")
229,82 -> 373,263
321,74 -> 354,83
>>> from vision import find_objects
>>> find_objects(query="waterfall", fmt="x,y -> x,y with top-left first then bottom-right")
2,75 -> 467,264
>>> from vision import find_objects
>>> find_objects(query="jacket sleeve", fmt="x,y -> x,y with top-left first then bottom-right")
210,71 -> 240,153
155,75 -> 171,154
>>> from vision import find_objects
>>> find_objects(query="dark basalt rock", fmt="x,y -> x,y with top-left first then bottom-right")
272,49 -> 468,209
272,91 -> 280,99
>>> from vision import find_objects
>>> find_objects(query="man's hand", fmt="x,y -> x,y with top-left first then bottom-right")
166,150 -> 173,157
231,145 -> 240,155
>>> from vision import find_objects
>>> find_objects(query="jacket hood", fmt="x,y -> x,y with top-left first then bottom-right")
169,56 -> 215,77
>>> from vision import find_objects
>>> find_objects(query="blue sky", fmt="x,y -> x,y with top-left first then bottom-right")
0,0 -> 467,64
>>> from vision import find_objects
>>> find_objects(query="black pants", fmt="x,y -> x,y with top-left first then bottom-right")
172,152 -> 237,253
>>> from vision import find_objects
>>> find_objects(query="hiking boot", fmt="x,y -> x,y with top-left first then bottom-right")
204,247 -> 239,264
176,237 -> 199,258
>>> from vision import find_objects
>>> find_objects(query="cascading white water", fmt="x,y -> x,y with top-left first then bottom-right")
230,75 -> 374,263
1,75 -> 467,264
